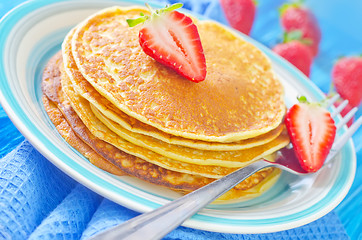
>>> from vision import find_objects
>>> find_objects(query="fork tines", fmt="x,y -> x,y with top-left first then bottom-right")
325,94 -> 362,161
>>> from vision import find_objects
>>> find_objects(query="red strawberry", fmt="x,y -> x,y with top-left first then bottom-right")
279,2 -> 321,56
332,56 -> 362,107
272,32 -> 313,76
220,0 -> 256,35
285,96 -> 336,172
127,3 -> 206,82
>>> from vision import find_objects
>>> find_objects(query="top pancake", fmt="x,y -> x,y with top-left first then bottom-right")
63,28 -> 283,151
71,6 -> 285,142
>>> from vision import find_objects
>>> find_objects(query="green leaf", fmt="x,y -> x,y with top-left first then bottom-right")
297,95 -> 308,103
299,37 -> 313,46
126,3 -> 183,27
278,0 -> 303,16
284,30 -> 303,42
283,30 -> 313,45
126,17 -> 146,27
163,3 -> 183,12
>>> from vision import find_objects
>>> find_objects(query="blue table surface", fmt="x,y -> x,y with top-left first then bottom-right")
0,0 -> 361,239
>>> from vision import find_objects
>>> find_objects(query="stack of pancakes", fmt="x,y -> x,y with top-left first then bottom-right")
42,6 -> 289,201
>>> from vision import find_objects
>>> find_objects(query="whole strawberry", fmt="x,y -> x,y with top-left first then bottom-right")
332,56 -> 362,107
220,0 -> 256,35
285,96 -> 336,172
127,3 -> 206,82
279,2 -> 321,57
272,32 -> 313,76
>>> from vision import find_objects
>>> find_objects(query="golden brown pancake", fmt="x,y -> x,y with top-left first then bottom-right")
62,28 -> 283,151
42,80 -> 125,176
41,54 -> 123,175
61,64 -> 289,170
61,66 -> 288,177
41,53 -> 282,201
71,6 -> 285,142
56,52 -> 280,178
91,103 -> 289,167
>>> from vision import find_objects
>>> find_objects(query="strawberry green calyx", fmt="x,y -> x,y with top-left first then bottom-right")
279,0 -> 304,16
283,30 -> 312,45
127,3 -> 183,27
297,95 -> 320,107
297,95 -> 330,108
297,95 -> 308,104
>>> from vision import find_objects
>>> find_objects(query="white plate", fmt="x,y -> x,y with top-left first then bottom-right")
0,0 -> 356,234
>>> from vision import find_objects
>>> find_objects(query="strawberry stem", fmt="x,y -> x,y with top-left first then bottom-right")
297,95 -> 308,103
127,3 -> 183,27
126,17 -> 148,27
162,3 -> 183,12
297,95 -> 331,107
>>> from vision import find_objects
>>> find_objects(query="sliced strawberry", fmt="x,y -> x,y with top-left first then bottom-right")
127,4 -> 206,82
285,97 -> 336,172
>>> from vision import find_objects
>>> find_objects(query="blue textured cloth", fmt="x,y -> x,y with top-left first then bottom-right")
0,0 -> 361,239
0,140 -> 350,240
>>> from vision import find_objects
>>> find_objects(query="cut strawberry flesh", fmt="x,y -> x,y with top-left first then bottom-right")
139,11 -> 206,82
285,102 -> 336,172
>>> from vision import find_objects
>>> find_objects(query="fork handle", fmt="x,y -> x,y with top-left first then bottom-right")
88,160 -> 272,240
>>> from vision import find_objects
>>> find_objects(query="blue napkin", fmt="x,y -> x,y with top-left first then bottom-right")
0,140 -> 350,240
0,0 -> 361,239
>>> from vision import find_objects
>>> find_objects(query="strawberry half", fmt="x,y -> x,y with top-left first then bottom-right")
127,3 -> 206,82
285,96 -> 336,172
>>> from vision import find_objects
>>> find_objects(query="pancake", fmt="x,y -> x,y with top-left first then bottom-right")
62,28 -> 283,151
41,53 -> 282,201
41,51 -> 63,104
42,95 -> 125,176
71,6 -> 285,142
61,65 -> 289,177
92,102 -> 289,167
61,63 -> 289,169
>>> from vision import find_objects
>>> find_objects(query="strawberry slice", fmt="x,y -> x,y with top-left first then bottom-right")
285,96 -> 336,172
127,3 -> 206,82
